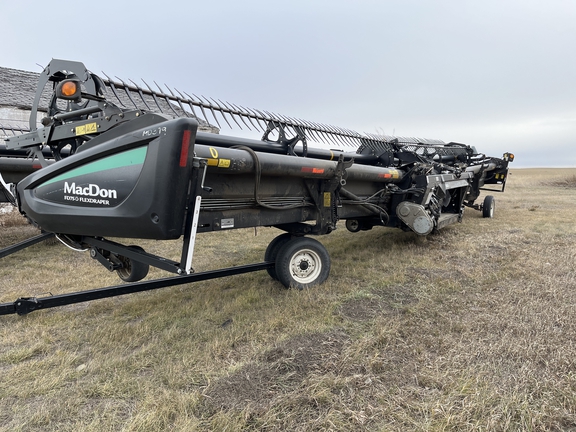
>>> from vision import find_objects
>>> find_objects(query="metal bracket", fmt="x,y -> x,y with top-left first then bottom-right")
89,247 -> 121,272
12,298 -> 41,315
262,122 -> 308,157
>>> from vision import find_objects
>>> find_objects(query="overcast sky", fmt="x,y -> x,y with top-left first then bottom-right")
2,0 -> 575,167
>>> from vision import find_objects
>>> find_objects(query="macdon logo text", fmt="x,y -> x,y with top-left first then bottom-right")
64,182 -> 118,199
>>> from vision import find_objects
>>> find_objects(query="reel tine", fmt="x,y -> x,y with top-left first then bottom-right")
348,127 -> 364,144
190,93 -> 212,125
179,90 -> 202,121
165,84 -> 191,118
318,122 -> 338,145
308,120 -> 336,145
330,124 -> 354,147
327,124 -> 350,147
232,103 -> 260,132
115,76 -> 139,109
327,124 -> 351,147
254,108 -> 272,125
128,79 -> 152,110
257,109 -> 282,134
101,72 -> 126,107
295,118 -> 323,143
242,107 -> 266,133
263,110 -> 279,123
277,113 -> 296,129
304,120 -> 330,144
266,110 -> 290,132
244,107 -> 268,131
209,98 -> 234,129
335,126 -> 356,147
197,95 -> 222,129
140,79 -> 164,113
230,102 -> 254,131
321,124 -> 341,146
275,113 -> 297,139
154,81 -> 180,117
219,99 -> 248,131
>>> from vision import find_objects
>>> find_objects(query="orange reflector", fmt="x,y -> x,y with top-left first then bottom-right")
301,167 -> 325,174
61,81 -> 78,97
378,173 -> 392,179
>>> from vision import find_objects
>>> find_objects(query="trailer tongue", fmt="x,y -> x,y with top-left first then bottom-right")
0,59 -> 513,315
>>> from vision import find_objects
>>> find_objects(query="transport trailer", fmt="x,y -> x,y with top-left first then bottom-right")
0,59 -> 513,315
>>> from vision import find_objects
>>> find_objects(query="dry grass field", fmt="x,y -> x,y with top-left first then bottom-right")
1,168 -> 575,431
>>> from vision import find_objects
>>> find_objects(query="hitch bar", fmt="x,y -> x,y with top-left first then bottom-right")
0,261 -> 274,316
0,232 -> 55,259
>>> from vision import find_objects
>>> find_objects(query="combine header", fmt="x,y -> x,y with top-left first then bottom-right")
0,59 -> 513,315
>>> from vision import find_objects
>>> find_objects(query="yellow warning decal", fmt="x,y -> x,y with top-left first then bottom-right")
323,192 -> 331,207
207,159 -> 219,167
218,159 -> 231,168
75,122 -> 98,136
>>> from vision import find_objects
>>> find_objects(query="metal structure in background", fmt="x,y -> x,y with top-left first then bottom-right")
0,59 -> 514,316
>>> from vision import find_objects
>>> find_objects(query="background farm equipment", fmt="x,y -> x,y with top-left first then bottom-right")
0,59 -> 513,315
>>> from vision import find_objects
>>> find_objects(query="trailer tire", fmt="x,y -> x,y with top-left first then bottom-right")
275,237 -> 330,289
264,233 -> 292,280
482,195 -> 495,218
345,219 -> 361,233
116,246 -> 149,282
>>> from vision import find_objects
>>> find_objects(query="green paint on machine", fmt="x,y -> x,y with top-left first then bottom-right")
39,146 -> 148,188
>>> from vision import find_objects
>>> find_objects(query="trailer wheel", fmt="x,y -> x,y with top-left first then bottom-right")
264,233 -> 292,280
116,246 -> 149,282
275,237 -> 330,289
345,219 -> 361,233
482,195 -> 495,218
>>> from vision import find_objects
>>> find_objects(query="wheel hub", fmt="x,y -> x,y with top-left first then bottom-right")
290,250 -> 320,282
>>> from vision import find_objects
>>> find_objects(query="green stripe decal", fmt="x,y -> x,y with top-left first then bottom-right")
40,146 -> 148,187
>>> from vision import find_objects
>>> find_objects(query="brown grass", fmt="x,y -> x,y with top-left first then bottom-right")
1,168 -> 576,431
0,204 -> 29,227
548,174 -> 576,188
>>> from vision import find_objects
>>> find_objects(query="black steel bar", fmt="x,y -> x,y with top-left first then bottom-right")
53,106 -> 102,122
0,232 -> 55,259
479,187 -> 506,193
0,262 -> 275,316
82,237 -> 181,274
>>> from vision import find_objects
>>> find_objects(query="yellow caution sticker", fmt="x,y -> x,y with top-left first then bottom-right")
75,122 -> 98,136
323,192 -> 331,207
218,159 -> 231,168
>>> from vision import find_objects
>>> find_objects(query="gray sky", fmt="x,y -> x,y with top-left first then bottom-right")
2,0 -> 575,167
